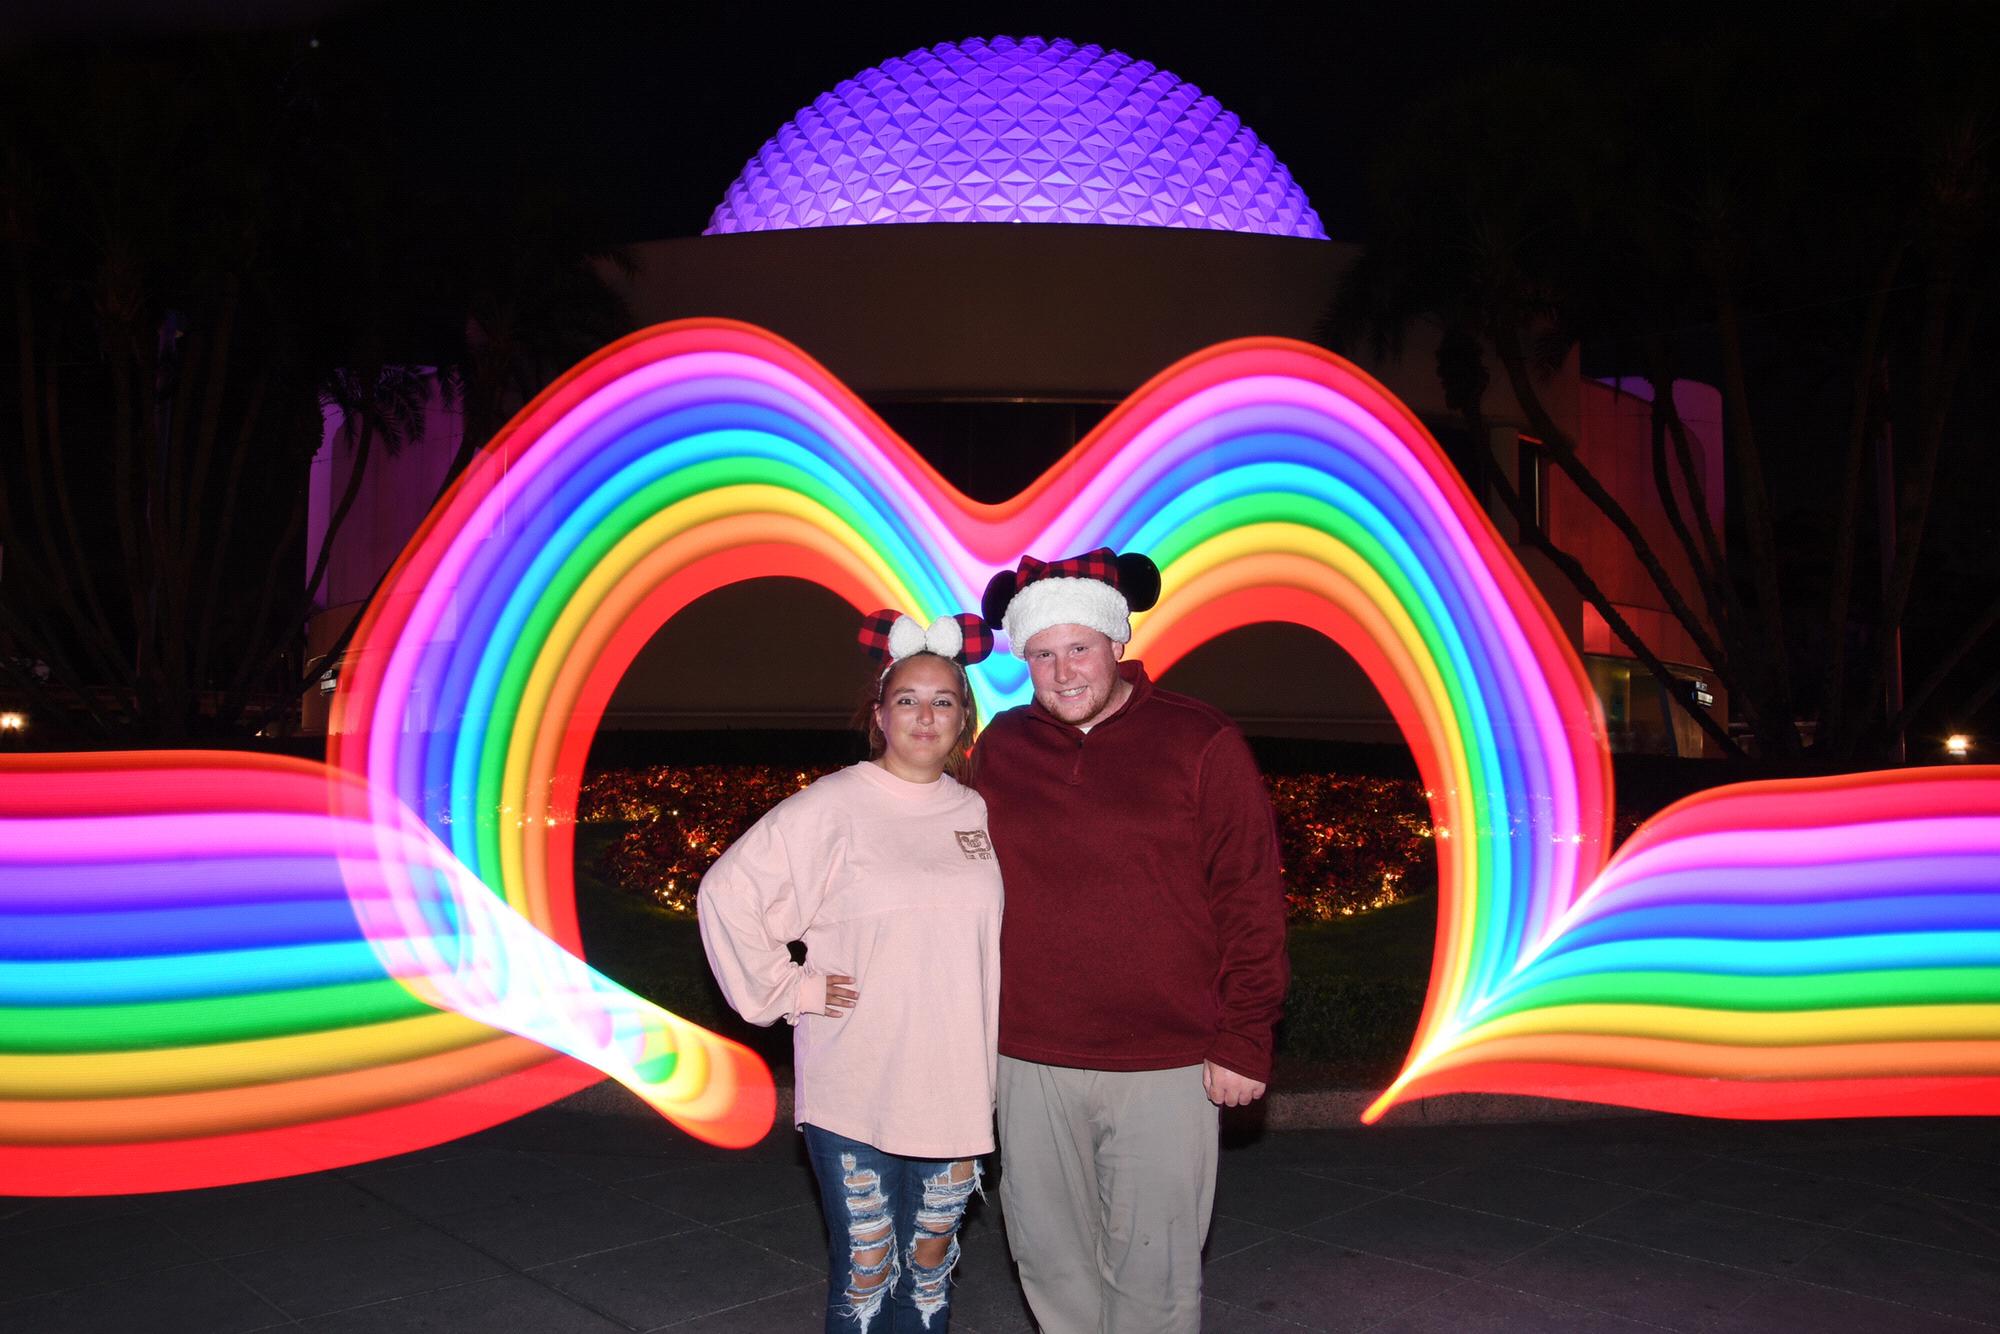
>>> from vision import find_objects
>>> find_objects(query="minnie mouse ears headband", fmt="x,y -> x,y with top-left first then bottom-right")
856,610 -> 995,668
980,547 -> 1161,659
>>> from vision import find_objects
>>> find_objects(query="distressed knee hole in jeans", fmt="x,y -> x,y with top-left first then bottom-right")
837,1154 -> 895,1332
906,1159 -> 980,1327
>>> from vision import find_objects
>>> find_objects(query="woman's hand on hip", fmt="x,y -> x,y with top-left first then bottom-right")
822,974 -> 859,1017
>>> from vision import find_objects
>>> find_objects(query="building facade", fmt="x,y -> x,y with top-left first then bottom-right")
305,36 -> 1725,755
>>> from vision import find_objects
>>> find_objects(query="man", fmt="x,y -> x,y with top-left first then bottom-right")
969,547 -> 1289,1333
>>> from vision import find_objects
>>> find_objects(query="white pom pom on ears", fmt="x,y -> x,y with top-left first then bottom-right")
887,614 -> 929,661
924,616 -> 965,660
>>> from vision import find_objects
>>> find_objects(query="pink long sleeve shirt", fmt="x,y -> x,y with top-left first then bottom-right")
697,762 -> 1003,1159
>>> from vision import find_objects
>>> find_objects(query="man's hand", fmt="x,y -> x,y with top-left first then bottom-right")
1202,1060 -> 1267,1107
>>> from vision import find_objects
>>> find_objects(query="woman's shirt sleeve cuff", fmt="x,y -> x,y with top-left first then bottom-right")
791,970 -> 829,1023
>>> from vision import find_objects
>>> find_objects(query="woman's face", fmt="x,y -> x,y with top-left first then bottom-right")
873,655 -> 966,783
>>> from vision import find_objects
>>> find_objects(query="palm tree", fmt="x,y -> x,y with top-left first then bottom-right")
1326,12 -> 1998,766
0,32 -> 589,740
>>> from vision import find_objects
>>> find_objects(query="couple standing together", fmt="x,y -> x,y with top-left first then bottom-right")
699,547 -> 1290,1333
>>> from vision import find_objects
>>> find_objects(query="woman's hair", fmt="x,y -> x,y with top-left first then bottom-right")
857,651 -> 979,776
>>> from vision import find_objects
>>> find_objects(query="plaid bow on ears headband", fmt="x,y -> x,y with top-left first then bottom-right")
856,611 -> 995,668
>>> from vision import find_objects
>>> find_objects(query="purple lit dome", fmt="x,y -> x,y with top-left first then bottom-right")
707,36 -> 1326,239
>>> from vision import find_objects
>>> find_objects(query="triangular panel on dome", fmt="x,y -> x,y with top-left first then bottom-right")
703,35 -> 1326,238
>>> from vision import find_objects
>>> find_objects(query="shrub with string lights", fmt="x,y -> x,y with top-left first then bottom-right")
581,764 -> 1450,921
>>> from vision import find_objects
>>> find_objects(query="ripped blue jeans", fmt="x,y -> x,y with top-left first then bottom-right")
803,1124 -> 982,1334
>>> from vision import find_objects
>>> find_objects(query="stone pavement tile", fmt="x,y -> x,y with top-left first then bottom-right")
155,1175 -> 405,1258
1697,1273 -> 1996,1334
947,1232 -> 1037,1334
1891,1120 -> 2000,1166
620,1158 -> 820,1226
1639,1118 -> 1822,1172
0,1261 -> 289,1334
1655,1155 -> 1896,1229
1850,1188 -> 2000,1260
492,1090 -> 806,1163
665,1281 -> 828,1332
0,1210 -> 202,1301
1201,1294 -> 1320,1331
1782,1229 -> 2000,1326
531,1225 -> 819,1329
1201,1232 -> 1462,1332
1657,1115 -> 1842,1152
1301,1193 -> 1556,1277
1367,1278 -> 1660,1332
219,1221 -> 507,1319
1206,1212 -> 1285,1262
1912,1154 -> 2000,1210
961,1194 -> 1006,1246
296,1274 -> 627,1333
330,1133 -> 489,1172
1214,1159 -> 1386,1230
1440,1122 -> 1625,1164
345,1149 -> 594,1220
1479,1128 -> 1715,1192
431,1182 -> 699,1268
1718,1134 -> 1955,1191
1293,1158 -> 1458,1195
1483,1232 -> 1769,1329
720,1200 -> 828,1269
1578,1192 -> 1840,1275
1251,1128 -> 1470,1192
0,1192 -> 154,1238
1219,1126 -> 1399,1165
493,1113 -> 803,1174
1405,1163 -> 1647,1230
522,1144 -> 714,1186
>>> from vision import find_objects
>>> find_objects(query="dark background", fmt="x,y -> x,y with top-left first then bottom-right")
5,0 -> 1624,245
6,1 -> 1997,757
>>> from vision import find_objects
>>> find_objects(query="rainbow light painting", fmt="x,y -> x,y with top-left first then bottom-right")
0,749 -> 772,1195
6,319 -> 2000,1198
707,36 -> 1326,237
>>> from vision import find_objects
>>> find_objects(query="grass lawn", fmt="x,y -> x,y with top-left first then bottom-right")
1276,895 -> 1433,1087
573,827 -> 793,1071
574,826 -> 1432,1090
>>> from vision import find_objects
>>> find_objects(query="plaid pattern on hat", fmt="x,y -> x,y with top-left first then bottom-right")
1015,547 -> 1122,589
982,547 -> 1161,658
856,610 -> 993,666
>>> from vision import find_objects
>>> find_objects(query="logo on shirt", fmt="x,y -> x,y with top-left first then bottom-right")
955,829 -> 994,861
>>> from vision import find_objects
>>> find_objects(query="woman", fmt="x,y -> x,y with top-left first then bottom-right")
698,609 -> 1001,1333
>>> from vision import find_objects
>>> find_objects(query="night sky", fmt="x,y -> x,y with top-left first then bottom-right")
8,0 -> 1638,244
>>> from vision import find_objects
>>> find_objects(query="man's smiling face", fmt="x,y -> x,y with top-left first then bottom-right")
1024,623 -> 1127,728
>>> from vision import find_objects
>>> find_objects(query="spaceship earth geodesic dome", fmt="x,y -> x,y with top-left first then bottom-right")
706,36 -> 1326,239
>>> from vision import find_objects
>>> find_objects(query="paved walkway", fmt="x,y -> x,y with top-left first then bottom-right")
5,1084 -> 2000,1331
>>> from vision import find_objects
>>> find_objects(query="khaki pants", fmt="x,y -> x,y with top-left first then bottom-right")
996,1058 -> 1218,1334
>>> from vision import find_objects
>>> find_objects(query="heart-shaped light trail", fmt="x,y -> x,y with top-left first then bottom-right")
329,322 -> 1610,1087
6,320 -> 1999,1197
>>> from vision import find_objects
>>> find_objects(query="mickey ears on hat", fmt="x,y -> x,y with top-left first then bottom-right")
979,571 -> 1016,628
1115,552 -> 1163,613
857,611 -> 994,667
981,549 -> 1162,625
